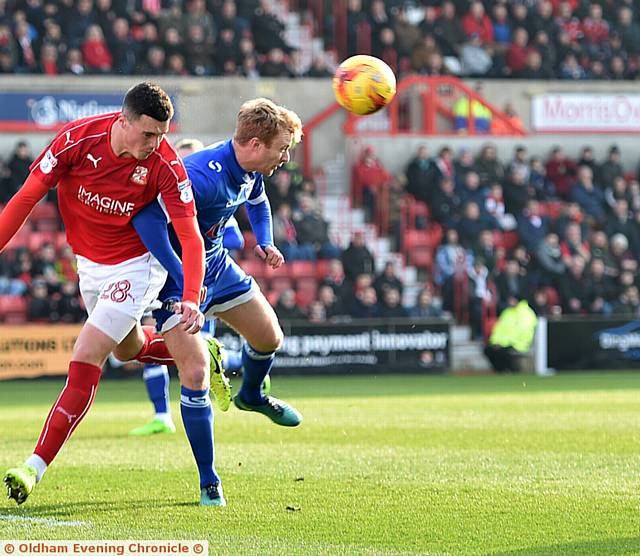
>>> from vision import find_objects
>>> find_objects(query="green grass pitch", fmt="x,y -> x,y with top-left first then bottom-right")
1,373 -> 639,555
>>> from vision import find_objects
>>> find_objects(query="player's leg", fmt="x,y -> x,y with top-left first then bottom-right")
129,364 -> 176,436
5,319 -> 122,504
162,326 -> 225,506
216,291 -> 302,427
5,253 -> 164,505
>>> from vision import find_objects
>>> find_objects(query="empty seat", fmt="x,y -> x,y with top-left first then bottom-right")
290,260 -> 315,278
0,295 -> 28,323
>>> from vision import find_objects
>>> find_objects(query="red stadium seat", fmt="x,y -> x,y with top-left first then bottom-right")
403,229 -> 429,252
28,232 -> 56,251
240,259 -> 265,278
502,231 -> 520,251
296,277 -> 318,292
315,259 -> 332,279
295,288 -> 316,309
0,296 -> 28,323
266,290 -> 279,305
290,260 -> 315,278
544,287 -> 561,307
270,276 -> 293,294
5,225 -> 32,250
31,202 -> 59,232
408,246 -> 433,271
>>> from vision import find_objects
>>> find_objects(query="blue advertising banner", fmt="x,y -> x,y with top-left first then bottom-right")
0,92 -> 178,131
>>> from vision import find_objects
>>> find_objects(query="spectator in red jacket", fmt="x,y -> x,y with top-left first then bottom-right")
545,146 -> 577,199
352,146 -> 391,220
82,24 -> 112,73
462,1 -> 494,45
506,28 -> 534,76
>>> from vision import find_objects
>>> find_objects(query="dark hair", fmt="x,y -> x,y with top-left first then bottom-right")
123,82 -> 173,122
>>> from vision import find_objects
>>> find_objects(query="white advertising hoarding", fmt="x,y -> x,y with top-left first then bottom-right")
531,93 -> 640,132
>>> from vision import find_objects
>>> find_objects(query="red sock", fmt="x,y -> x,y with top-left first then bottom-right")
134,325 -> 175,365
34,361 -> 102,465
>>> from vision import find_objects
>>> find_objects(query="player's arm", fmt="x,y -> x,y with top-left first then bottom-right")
246,196 -> 284,269
0,174 -> 51,251
132,200 -> 184,289
222,216 -> 244,251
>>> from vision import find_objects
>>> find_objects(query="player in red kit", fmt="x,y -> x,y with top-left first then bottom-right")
2,83 -> 229,506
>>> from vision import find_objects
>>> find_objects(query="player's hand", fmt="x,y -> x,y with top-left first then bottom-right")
255,244 -> 285,269
173,300 -> 204,334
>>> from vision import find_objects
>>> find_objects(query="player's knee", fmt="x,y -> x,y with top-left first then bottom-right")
113,344 -> 138,362
177,354 -> 209,389
253,325 -> 284,353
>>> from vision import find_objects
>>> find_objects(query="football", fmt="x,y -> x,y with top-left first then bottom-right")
332,55 -> 397,116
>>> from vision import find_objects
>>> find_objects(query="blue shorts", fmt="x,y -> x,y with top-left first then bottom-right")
153,251 -> 256,333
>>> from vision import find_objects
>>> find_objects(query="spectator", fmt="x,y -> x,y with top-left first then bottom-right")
272,203 -> 314,261
605,199 -> 640,255
570,165 -> 606,225
138,45 -> 166,75
409,288 -> 443,318
431,177 -> 462,228
320,258 -> 350,304
491,102 -> 527,134
304,55 -> 332,77
55,280 -> 84,323
341,230 -> 375,283
460,33 -> 493,76
252,0 -> 290,54
529,157 -> 556,200
504,167 -> 533,217
517,200 -> 549,251
584,258 -> 616,315
317,284 -> 347,320
306,300 -> 326,323
351,146 -> 391,218
65,0 -> 95,49
558,255 -> 589,314
485,183 -> 516,231
374,261 -> 403,300
266,169 -> 297,213
506,27 -> 533,76
610,233 -> 637,275
532,232 -> 566,286
351,286 -> 379,319
378,287 -> 408,319
452,82 -> 492,133
434,1 -> 464,58
184,23 -> 214,76
560,221 -> 591,265
108,18 -> 136,74
405,145 -> 435,204
274,289 -> 306,321
454,148 -> 478,190
494,258 -> 527,311
293,194 -> 340,259
7,141 -> 33,199
598,145 -> 624,188
38,43 -> 60,75
260,46 -> 289,77
473,229 -> 501,276
475,144 -> 504,186
82,24 -> 112,73
612,285 -> 640,316
63,48 -> 85,74
484,298 -> 537,373
462,1 -> 494,44
615,6 -> 640,56
28,279 -> 55,322
457,201 -> 495,248
546,146 -> 577,199
434,228 -> 467,287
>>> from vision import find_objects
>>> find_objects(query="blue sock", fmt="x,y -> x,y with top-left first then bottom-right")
239,343 -> 274,405
180,386 -> 219,488
143,364 -> 169,415
222,349 -> 243,373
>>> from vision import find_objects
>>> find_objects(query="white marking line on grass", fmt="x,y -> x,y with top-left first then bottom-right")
0,515 -> 88,527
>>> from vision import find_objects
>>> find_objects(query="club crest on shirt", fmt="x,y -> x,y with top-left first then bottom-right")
131,165 -> 148,185
39,149 -> 57,175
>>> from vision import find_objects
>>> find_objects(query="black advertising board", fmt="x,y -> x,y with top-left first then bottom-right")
547,317 -> 640,370
216,318 -> 451,374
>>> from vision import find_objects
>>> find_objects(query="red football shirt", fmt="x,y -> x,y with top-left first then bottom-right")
30,112 -> 196,264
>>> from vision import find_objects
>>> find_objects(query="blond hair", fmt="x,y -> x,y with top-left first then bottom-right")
234,98 -> 303,147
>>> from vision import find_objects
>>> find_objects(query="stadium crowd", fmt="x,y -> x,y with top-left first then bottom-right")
352,140 -> 640,336
1,0 -> 640,80
0,0 -> 336,77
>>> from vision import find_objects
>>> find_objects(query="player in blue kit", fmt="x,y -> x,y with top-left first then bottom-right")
132,98 -> 303,430
129,139 -> 244,437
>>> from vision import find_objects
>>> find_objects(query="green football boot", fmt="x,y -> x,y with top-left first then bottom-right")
261,374 -> 271,396
206,338 -> 231,412
233,394 -> 302,427
129,418 -> 176,436
200,483 -> 226,507
4,464 -> 37,505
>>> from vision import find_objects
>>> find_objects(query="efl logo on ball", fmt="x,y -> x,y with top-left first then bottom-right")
332,55 -> 397,116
